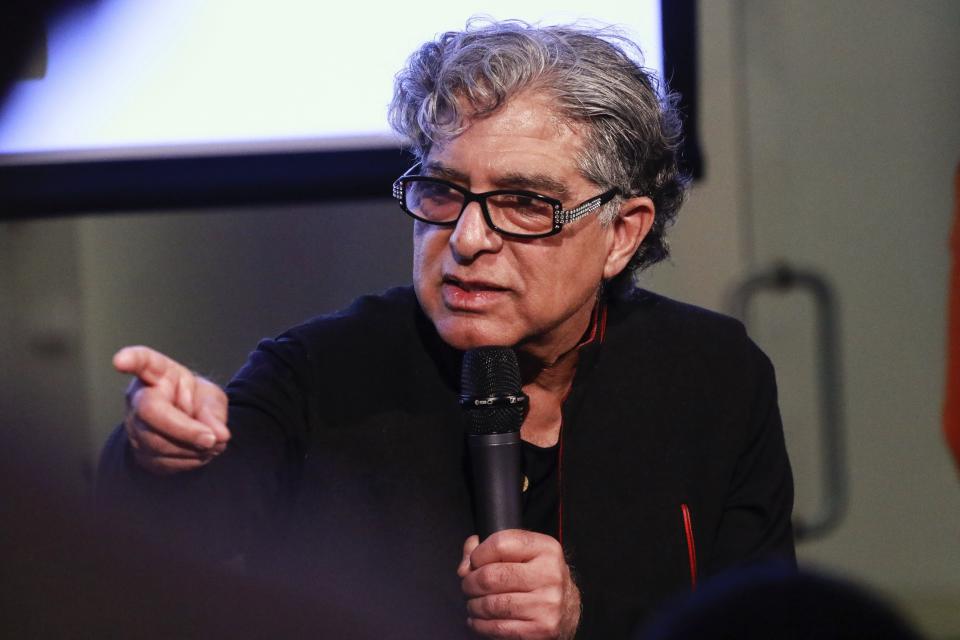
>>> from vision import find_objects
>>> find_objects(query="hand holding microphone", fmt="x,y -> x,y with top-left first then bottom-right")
458,347 -> 581,639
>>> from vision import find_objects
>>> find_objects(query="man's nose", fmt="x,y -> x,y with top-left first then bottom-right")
449,201 -> 501,262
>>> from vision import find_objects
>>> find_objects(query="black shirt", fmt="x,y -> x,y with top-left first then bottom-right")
521,440 -> 560,539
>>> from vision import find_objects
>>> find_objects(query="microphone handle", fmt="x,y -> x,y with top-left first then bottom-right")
468,431 -> 523,540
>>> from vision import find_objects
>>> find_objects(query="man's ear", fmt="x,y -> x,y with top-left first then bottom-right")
603,196 -> 656,280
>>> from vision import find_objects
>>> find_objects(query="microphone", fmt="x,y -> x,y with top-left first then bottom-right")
460,347 -> 528,540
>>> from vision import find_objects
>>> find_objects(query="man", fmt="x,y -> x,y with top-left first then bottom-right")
99,21 -> 795,639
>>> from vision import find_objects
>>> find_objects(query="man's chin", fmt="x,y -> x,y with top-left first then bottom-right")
433,317 -> 517,351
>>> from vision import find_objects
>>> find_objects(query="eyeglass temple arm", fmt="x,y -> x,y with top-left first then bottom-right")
557,190 -> 617,224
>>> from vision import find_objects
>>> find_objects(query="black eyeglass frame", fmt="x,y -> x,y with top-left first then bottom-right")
391,164 -> 619,239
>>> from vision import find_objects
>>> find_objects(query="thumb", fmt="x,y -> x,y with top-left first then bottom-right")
197,400 -> 230,443
457,535 -> 480,577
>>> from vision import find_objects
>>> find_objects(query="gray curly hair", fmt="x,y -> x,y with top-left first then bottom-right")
388,19 -> 689,289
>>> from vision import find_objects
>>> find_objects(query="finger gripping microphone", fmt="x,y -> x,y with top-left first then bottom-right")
460,347 -> 528,540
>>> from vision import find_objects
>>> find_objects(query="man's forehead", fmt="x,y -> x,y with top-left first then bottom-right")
427,92 -> 584,173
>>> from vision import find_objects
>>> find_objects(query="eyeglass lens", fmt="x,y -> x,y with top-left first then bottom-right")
405,179 -> 555,235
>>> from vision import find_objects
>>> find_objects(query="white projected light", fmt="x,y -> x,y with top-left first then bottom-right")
0,1 -> 661,163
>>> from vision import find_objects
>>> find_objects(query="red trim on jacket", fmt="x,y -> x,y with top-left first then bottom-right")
681,503 -> 697,589
577,297 -> 608,349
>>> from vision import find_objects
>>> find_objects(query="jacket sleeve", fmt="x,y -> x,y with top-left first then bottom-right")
707,347 -> 796,573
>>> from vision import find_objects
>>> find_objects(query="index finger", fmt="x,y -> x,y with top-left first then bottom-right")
113,346 -> 180,387
469,529 -> 558,569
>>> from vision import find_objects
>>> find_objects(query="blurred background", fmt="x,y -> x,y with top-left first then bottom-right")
1,0 -> 958,637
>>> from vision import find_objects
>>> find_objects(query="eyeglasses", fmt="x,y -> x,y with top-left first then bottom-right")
391,164 -> 618,239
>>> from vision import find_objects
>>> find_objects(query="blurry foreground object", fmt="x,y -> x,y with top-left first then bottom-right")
945,163 -> 960,474
0,464 -> 387,639
637,563 -> 923,640
0,0 -> 94,104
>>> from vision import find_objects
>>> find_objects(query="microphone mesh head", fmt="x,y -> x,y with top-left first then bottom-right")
460,347 -> 525,435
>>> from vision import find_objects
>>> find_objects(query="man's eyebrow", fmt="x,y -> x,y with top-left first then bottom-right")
422,162 -> 569,199
496,172 -> 569,199
422,162 -> 468,183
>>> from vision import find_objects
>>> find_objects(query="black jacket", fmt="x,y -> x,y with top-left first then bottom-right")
98,286 -> 795,638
